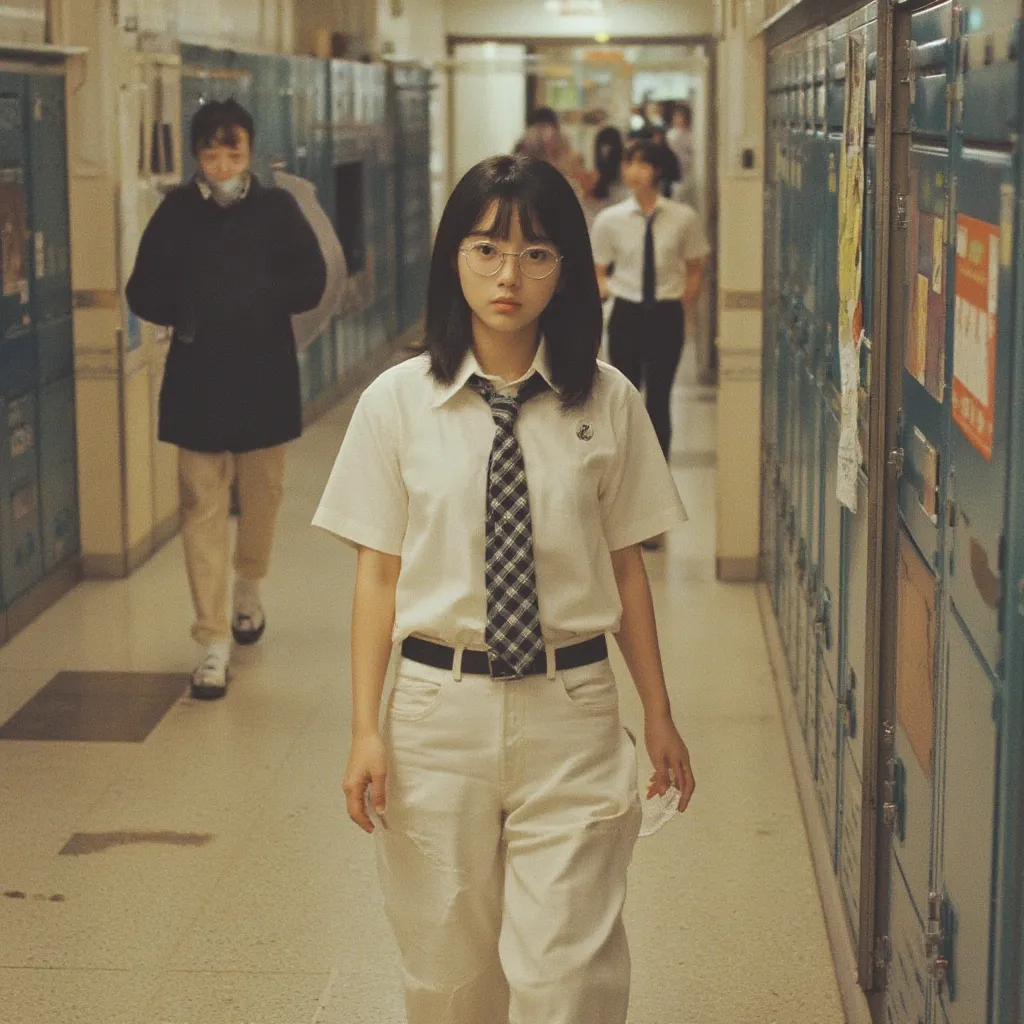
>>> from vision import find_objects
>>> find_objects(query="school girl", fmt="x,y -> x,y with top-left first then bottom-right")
313,153 -> 696,1024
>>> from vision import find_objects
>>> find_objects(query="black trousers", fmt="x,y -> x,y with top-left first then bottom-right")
607,298 -> 685,458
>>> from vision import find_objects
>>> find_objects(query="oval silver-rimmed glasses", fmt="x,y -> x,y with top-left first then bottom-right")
459,241 -> 563,281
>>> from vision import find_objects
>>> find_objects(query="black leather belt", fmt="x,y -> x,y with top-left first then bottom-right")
400,635 -> 608,680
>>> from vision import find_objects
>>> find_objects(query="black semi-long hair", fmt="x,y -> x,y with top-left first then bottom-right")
423,154 -> 602,410
593,126 -> 624,200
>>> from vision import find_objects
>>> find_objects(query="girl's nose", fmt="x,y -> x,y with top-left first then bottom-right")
497,252 -> 522,285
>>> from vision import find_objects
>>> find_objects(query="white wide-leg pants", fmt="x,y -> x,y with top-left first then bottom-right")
376,651 -> 643,1024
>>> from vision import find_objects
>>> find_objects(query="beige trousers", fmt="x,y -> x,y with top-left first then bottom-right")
377,653 -> 642,1024
178,445 -> 287,645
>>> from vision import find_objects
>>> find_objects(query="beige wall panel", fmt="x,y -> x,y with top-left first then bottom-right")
75,377 -> 123,556
716,310 -> 763,564
150,346 -> 180,527
123,368 -> 154,550
68,176 -> 118,294
718,178 -> 764,294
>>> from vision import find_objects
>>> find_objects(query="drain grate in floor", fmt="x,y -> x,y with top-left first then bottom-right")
0,672 -> 189,743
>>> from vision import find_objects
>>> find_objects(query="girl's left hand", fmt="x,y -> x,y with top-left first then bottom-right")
644,711 -> 696,813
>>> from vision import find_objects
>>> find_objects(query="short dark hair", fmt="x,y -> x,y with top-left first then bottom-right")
423,154 -> 601,410
527,106 -> 560,129
190,98 -> 256,155
624,139 -> 665,181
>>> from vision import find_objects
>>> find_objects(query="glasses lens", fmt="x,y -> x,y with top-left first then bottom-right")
465,243 -> 503,276
519,247 -> 559,280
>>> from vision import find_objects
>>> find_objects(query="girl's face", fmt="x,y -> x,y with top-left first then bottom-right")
457,202 -> 562,338
197,128 -> 251,182
623,155 -> 658,193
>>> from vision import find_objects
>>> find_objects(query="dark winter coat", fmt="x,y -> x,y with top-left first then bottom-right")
126,177 -> 327,453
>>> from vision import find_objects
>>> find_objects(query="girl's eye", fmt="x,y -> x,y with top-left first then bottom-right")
475,243 -> 498,257
524,248 -> 555,264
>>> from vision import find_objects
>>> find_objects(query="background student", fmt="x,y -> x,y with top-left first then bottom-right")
127,99 -> 327,698
591,139 -> 710,547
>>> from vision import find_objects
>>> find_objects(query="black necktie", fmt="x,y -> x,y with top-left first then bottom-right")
468,372 -> 550,679
642,211 -> 657,309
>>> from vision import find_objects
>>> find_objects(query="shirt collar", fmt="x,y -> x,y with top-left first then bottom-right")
626,194 -> 668,217
433,337 -> 555,408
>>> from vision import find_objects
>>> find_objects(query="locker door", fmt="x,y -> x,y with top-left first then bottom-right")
935,616 -> 999,1023
945,149 -> 1014,680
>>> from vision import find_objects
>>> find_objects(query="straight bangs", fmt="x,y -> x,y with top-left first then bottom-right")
423,154 -> 602,409
468,195 -> 549,245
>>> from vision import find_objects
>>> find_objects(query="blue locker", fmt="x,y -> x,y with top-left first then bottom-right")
839,478 -> 869,940
946,149 -> 1014,679
894,529 -> 940,940
826,17 -> 848,132
37,375 -> 76,571
910,2 -> 955,140
938,615 -> 999,1022
900,147 -> 948,569
0,80 -> 34,344
959,4 -> 1018,144
886,871 -> 930,1023
816,656 -> 840,861
25,73 -> 72,342
0,391 -> 41,606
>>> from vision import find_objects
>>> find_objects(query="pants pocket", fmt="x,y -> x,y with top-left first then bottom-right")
388,662 -> 449,722
556,660 -> 619,713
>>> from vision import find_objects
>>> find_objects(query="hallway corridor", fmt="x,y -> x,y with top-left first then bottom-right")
0,368 -> 846,1024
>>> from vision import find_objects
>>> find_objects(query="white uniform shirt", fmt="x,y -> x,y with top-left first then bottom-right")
591,195 -> 711,304
313,342 -> 687,649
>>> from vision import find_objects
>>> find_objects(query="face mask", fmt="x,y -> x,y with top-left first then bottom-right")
208,173 -> 247,205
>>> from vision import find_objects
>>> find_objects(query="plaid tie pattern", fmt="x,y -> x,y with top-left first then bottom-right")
468,372 -> 550,679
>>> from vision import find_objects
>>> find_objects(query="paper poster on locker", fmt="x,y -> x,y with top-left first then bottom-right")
952,215 -> 998,461
836,31 -> 867,511
0,180 -> 28,302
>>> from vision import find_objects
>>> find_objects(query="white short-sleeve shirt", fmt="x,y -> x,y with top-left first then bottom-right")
591,195 -> 711,303
313,342 -> 688,649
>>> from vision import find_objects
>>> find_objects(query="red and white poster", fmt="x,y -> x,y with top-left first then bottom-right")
952,215 -> 999,461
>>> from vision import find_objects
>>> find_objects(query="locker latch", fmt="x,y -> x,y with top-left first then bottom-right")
895,193 -> 909,231
882,755 -> 906,841
814,589 -> 832,651
922,891 -> 956,999
840,667 -> 857,738
887,447 -> 905,478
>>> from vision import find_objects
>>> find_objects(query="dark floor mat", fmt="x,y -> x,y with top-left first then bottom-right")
0,672 -> 189,742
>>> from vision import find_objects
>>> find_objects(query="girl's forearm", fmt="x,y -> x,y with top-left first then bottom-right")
351,548 -> 401,738
610,545 -> 672,719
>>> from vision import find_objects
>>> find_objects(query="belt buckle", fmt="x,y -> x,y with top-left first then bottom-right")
487,651 -> 519,681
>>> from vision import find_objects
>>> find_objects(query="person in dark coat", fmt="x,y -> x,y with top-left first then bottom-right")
126,99 -> 327,700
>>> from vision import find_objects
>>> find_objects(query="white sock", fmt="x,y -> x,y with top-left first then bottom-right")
206,639 -> 231,663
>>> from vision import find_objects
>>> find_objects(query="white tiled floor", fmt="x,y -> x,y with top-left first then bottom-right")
0,360 -> 846,1023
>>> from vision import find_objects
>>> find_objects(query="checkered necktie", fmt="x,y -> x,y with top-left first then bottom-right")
468,372 -> 550,679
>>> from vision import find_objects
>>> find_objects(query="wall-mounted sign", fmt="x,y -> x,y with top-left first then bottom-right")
952,214 -> 998,461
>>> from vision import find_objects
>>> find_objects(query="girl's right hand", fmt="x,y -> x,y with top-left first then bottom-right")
343,732 -> 389,834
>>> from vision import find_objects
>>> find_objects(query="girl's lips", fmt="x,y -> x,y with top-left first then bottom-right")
491,299 -> 521,310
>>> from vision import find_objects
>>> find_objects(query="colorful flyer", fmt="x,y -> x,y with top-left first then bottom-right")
952,215 -> 999,461
836,31 -> 867,511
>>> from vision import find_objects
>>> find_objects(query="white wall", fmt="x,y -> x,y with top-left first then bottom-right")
452,43 -> 527,182
445,0 -> 714,39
